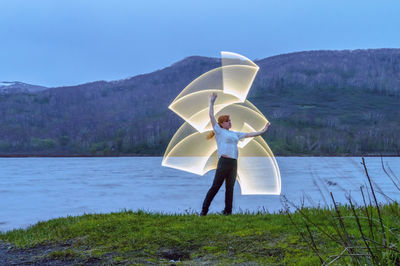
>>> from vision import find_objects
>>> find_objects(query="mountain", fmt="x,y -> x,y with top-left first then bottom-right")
254,49 -> 400,96
0,81 -> 48,94
0,49 -> 399,156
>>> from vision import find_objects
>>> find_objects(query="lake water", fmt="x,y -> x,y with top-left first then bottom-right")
0,157 -> 399,232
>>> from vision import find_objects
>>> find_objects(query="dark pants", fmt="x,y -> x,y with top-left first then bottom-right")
201,157 -> 237,215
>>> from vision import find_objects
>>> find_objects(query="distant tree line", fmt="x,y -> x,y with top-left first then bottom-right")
0,49 -> 399,156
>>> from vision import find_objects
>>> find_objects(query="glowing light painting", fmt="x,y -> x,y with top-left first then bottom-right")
162,52 -> 281,195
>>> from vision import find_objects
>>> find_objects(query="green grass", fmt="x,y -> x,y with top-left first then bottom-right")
1,205 -> 399,264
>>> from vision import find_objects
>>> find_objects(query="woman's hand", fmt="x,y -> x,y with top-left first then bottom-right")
262,122 -> 271,133
209,92 -> 217,103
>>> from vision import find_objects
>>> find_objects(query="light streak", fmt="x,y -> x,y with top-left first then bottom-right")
162,52 -> 281,195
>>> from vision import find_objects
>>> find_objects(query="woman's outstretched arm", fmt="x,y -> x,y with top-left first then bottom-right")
245,122 -> 271,138
209,93 -> 218,127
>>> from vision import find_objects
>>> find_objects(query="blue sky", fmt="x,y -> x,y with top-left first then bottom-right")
1,0 -> 399,87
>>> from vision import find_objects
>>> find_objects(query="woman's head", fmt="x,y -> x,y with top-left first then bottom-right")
218,115 -> 231,129
206,115 -> 231,139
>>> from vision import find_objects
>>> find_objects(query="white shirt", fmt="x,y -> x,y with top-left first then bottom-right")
213,123 -> 247,159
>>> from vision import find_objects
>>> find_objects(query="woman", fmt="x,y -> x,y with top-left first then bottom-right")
201,92 -> 270,216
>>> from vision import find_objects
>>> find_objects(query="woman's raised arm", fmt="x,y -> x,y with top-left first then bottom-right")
209,93 -> 218,127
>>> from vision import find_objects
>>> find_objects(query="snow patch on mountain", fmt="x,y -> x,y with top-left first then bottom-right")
0,81 -> 48,94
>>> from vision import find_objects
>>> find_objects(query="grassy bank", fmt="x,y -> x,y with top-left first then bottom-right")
1,204 -> 399,265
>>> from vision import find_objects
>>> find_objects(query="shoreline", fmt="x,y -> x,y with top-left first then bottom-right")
0,154 -> 399,158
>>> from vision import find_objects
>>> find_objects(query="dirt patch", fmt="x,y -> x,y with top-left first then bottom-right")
0,241 -> 101,265
159,248 -> 191,261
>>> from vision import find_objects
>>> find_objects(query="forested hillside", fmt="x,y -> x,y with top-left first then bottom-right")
0,49 -> 399,156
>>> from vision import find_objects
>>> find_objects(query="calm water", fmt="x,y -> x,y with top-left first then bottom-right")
0,157 -> 399,232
